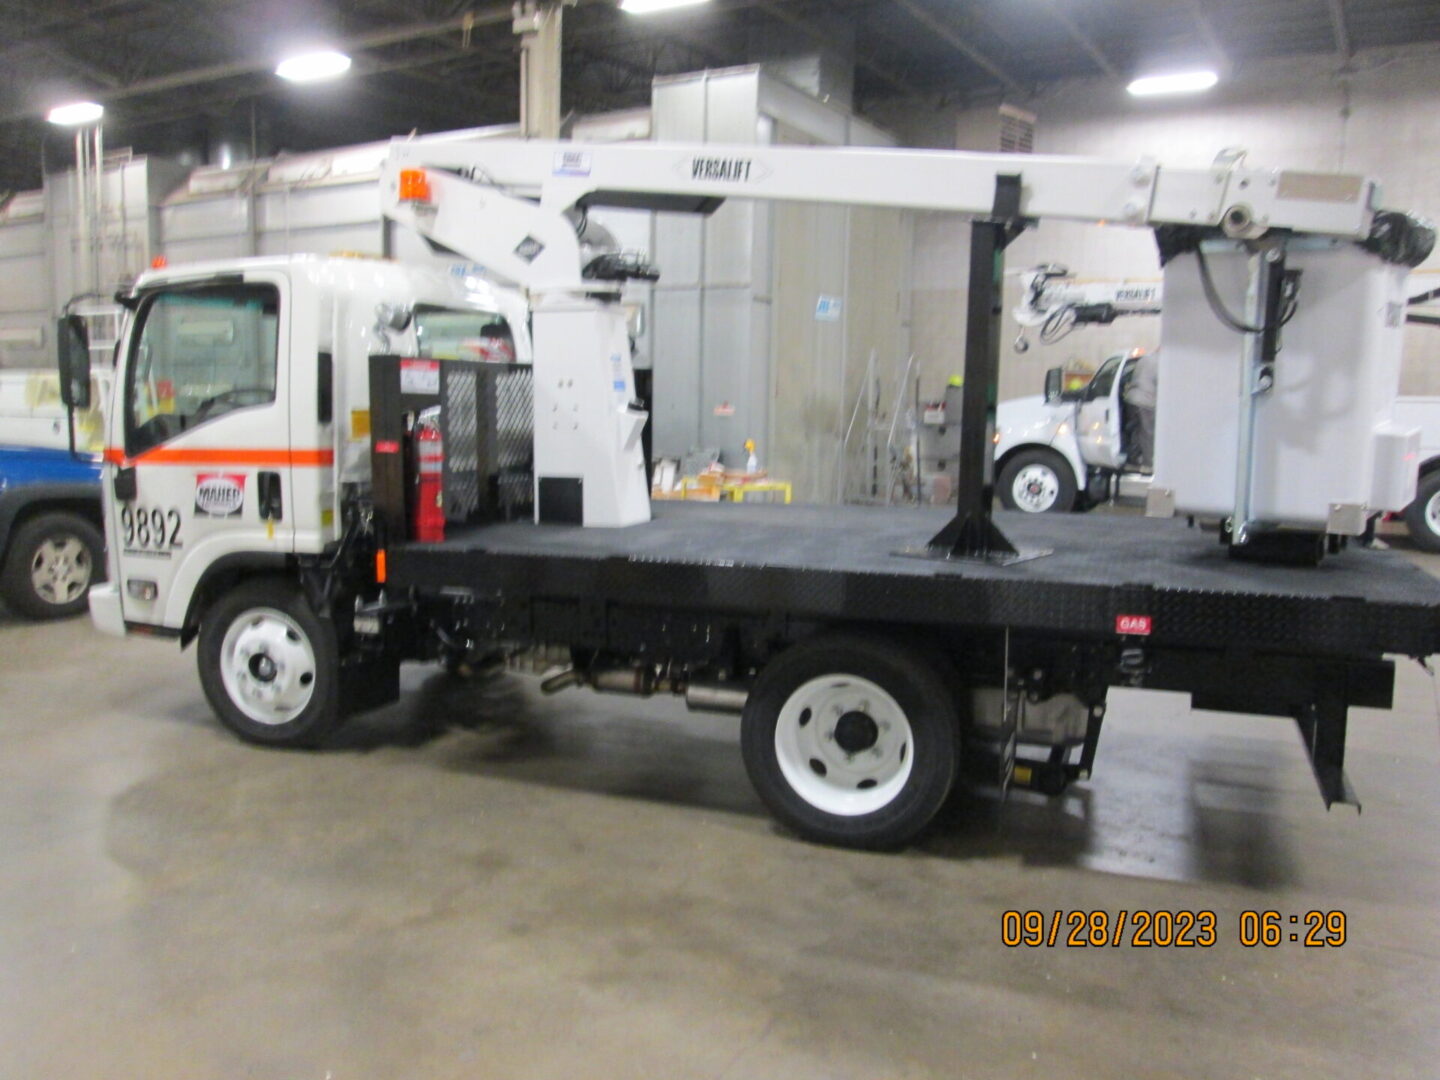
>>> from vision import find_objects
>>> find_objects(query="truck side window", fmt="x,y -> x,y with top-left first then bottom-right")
414,306 -> 515,363
1085,355 -> 1122,400
125,285 -> 280,456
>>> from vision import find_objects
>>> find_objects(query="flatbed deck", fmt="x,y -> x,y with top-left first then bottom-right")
387,503 -> 1440,659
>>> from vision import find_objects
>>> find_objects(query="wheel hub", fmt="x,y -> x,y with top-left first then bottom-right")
250,654 -> 279,682
773,675 -> 915,817
1013,465 -> 1059,512
834,710 -> 879,753
219,608 -> 317,726
30,537 -> 92,605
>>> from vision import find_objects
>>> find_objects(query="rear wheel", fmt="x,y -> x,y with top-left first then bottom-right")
997,449 -> 1077,514
1403,470 -> 1440,553
197,578 -> 343,747
741,633 -> 959,849
1,511 -> 104,619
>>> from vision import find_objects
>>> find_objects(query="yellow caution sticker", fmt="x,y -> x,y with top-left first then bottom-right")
350,409 -> 371,439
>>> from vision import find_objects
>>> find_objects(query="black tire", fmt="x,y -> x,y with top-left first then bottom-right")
741,632 -> 960,849
197,578 -> 344,747
0,511 -> 104,619
996,448 -> 1077,513
1404,471 -> 1440,553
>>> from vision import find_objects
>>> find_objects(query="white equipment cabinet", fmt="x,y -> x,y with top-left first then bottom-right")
1153,243 -> 1417,535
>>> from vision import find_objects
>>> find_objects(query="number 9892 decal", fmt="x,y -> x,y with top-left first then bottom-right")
120,505 -> 183,553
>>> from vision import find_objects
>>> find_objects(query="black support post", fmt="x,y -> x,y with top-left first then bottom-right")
898,174 -> 1046,565
1294,669 -> 1360,810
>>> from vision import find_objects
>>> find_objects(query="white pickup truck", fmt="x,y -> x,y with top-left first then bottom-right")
994,352 -> 1143,516
995,356 -> 1440,551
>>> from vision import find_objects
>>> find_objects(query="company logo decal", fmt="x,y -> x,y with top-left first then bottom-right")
676,156 -> 771,184
195,473 -> 245,517
553,149 -> 592,177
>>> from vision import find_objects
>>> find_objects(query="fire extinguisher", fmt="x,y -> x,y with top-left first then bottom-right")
410,405 -> 445,542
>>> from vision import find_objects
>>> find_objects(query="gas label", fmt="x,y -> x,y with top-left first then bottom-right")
1115,614 -> 1152,636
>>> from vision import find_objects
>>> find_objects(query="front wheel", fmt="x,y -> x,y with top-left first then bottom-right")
197,578 -> 343,747
0,511 -> 104,619
1403,470 -> 1440,553
741,633 -> 959,849
996,449 -> 1077,513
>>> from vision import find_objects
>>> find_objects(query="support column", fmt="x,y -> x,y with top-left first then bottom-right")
513,0 -> 569,140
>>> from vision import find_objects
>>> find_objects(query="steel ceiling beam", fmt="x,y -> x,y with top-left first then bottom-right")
1034,0 -> 1120,79
1327,0 -> 1353,57
889,0 -> 1024,97
752,0 -> 930,98
1179,0 -> 1231,69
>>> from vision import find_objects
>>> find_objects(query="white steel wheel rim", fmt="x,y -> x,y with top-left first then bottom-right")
1012,464 -> 1060,512
219,607 -> 318,726
30,536 -> 92,605
773,675 -> 915,817
1425,489 -> 1440,536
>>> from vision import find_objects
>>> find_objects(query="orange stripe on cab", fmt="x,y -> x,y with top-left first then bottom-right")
103,447 -> 335,467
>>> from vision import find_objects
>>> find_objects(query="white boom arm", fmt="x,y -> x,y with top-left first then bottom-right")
383,138 -> 1380,294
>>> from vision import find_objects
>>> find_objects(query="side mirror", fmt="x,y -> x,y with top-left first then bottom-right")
1043,366 -> 1063,405
57,315 -> 91,410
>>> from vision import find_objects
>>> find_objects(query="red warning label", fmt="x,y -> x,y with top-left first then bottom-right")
1115,614 -> 1152,636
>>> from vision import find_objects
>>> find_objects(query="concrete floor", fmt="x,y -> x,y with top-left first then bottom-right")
3,554 -> 1440,1078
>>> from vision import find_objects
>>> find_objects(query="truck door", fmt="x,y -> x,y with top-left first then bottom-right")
107,276 -> 292,630
1075,354 -> 1126,470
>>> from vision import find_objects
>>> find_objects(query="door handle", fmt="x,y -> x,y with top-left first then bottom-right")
257,471 -> 283,521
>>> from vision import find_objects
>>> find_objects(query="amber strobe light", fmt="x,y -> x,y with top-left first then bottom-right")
398,169 -> 432,203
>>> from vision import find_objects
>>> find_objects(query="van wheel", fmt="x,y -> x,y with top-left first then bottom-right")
997,449 -> 1077,513
1403,471 -> 1440,553
741,633 -> 959,849
1,511 -> 104,619
198,579 -> 343,747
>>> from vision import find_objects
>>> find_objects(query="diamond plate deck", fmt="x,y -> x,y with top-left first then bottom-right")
386,502 -> 1440,659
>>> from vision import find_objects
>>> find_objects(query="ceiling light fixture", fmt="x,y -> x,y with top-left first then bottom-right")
276,50 -> 353,83
620,0 -> 712,14
47,101 -> 105,126
1126,70 -> 1219,97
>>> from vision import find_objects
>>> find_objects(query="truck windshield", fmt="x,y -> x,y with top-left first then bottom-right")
414,306 -> 515,363
126,285 -> 279,455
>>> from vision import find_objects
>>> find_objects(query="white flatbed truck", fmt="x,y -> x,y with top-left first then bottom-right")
67,136 -> 1440,848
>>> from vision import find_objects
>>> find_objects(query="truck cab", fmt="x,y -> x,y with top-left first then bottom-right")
994,351 -> 1147,513
86,255 -> 530,640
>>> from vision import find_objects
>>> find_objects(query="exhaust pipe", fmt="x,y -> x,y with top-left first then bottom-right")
684,683 -> 749,714
539,668 -> 585,694
539,665 -> 749,714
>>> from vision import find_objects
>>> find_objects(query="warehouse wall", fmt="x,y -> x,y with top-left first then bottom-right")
648,67 -> 909,502
883,42 -> 1440,403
